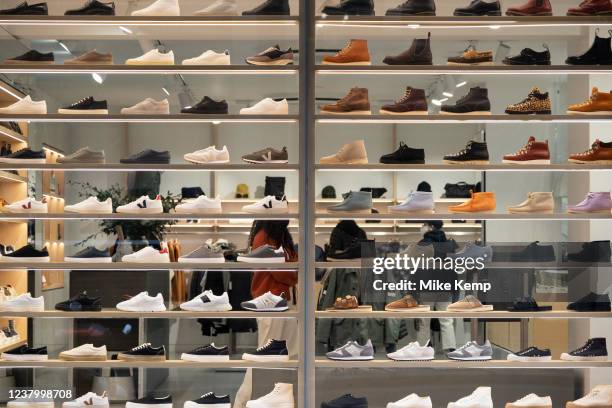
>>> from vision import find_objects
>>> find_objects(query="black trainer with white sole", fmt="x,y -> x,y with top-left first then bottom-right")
181,343 -> 230,362
58,96 -> 108,114
126,395 -> 173,408
242,339 -> 289,361
561,338 -> 608,361
507,346 -> 552,362
1,345 -> 48,361
185,392 -> 231,408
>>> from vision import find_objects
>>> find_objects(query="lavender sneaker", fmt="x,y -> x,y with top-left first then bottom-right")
568,192 -> 612,214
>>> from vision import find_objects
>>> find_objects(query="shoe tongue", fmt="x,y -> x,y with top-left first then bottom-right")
528,136 -> 536,142
592,87 -> 599,95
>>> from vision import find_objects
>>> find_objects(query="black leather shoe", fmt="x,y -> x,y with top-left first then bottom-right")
454,0 -> 501,15
181,96 -> 228,114
242,0 -> 289,15
0,1 -> 48,15
508,297 -> 553,312
379,142 -> 425,164
65,0 -> 115,15
4,50 -> 54,64
440,87 -> 491,115
566,30 -> 612,65
503,47 -> 551,65
322,0 -> 374,15
386,0 -> 436,15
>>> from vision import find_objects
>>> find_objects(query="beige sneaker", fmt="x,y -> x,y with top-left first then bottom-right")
319,140 -> 368,164
567,385 -> 612,408
447,295 -> 493,312
64,50 -> 113,65
508,192 -> 554,213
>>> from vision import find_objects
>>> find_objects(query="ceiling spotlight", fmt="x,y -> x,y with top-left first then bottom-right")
489,25 -> 501,30
119,25 -> 133,34
212,121 -> 221,125
439,98 -> 449,103
456,81 -> 467,88
91,73 -> 104,84
431,99 -> 442,106
443,92 -> 454,98
58,42 -> 70,53
407,24 -> 420,29
161,87 -> 170,96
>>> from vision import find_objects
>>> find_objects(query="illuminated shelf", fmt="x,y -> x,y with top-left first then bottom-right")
314,261 -> 612,269
315,114 -> 612,123
2,309 -> 299,319
0,15 -> 299,25
0,163 -> 298,172
315,164 -> 612,172
0,114 -> 298,123
0,359 -> 298,369
0,64 -> 297,75
0,170 -> 27,183
0,213 -> 299,220
0,124 -> 26,143
315,310 -> 612,319
0,340 -> 27,354
315,212 -> 612,220
315,15 -> 612,26
315,359 -> 612,368
0,261 -> 298,270
316,65 -> 612,74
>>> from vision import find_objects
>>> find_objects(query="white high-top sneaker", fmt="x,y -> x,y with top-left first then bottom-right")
506,394 -> 552,408
246,383 -> 294,408
183,50 -> 231,65
240,98 -> 289,115
568,385 -> 612,408
387,394 -> 432,408
126,49 -> 175,65
0,95 -> 47,114
184,145 -> 230,164
131,0 -> 180,15
448,387 -> 493,408
65,197 -> 113,214
193,0 -> 238,15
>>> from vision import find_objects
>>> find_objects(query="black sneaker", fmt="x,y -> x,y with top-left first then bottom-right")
443,141 -> 489,164
379,142 -> 425,164
242,0 -> 289,15
561,338 -> 608,361
0,1 -> 48,15
117,343 -> 166,361
4,50 -> 54,65
567,240 -> 611,263
1,244 -> 49,262
322,0 -> 375,15
181,97 -> 228,115
241,339 -> 289,361
510,241 -> 555,262
0,345 -> 48,361
65,0 -> 115,14
187,393 -> 230,408
55,291 -> 102,312
64,246 -> 113,263
568,293 -> 611,312
508,296 -> 552,312
507,346 -> 551,362
120,149 -> 170,164
58,96 -> 108,115
440,87 -> 491,115
180,343 -> 229,362
386,0 -> 435,15
454,0 -> 501,16
322,394 -> 368,408
127,395 -> 172,407
503,47 -> 551,66
0,148 -> 46,163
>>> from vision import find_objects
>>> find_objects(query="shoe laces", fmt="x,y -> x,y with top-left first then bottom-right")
573,340 -> 593,354
455,341 -> 476,352
451,141 -> 473,157
395,88 -> 412,104
512,140 -> 534,156
130,343 -> 151,352
70,96 -> 91,107
256,339 -> 274,352
576,140 -> 600,156
337,42 -> 354,56
574,89 -> 599,107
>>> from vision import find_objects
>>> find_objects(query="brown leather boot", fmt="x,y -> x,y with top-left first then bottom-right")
383,32 -> 432,65
323,39 -> 371,65
567,87 -> 612,114
567,0 -> 612,15
380,87 -> 428,115
569,139 -> 612,164
503,136 -> 551,164
321,87 -> 371,114
506,0 -> 552,15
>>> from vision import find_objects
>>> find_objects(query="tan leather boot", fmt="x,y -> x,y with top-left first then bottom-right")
567,87 -> 612,114
321,87 -> 371,114
323,39 -> 371,65
319,140 -> 368,164
508,192 -> 554,213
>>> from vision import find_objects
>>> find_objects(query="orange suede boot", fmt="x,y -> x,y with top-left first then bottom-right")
449,192 -> 496,213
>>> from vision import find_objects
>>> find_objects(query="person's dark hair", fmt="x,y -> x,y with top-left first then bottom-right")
248,220 -> 296,256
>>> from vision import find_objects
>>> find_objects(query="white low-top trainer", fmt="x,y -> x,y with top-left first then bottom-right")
0,95 -> 47,114
116,291 -> 166,312
131,0 -> 180,16
126,49 -> 175,65
183,50 -> 231,65
65,197 -> 113,214
240,98 -> 288,115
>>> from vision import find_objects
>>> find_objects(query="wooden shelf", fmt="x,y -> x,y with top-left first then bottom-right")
315,310 -> 612,319
0,213 -> 299,220
0,124 -> 27,143
315,212 -> 612,220
314,359 -> 612,368
315,164 -> 612,172
0,65 -> 297,74
1,309 -> 299,319
0,359 -> 299,369
314,15 -> 612,26
0,114 -> 298,123
315,65 -> 612,74
0,163 -> 298,172
0,339 -> 26,353
0,261 -> 299,270
0,170 -> 27,183
315,114 -> 612,123
0,15 -> 299,24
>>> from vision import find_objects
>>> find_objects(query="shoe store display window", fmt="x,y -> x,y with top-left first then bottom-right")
0,0 -> 611,407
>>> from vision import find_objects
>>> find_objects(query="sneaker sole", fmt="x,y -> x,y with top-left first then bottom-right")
64,208 -> 112,214
64,257 -> 113,263
448,305 -> 494,312
185,403 -> 230,408
180,354 -> 230,362
116,208 -> 163,214
57,109 -> 108,114
59,353 -> 106,361
567,110 -> 612,115
184,158 -> 230,164
116,354 -> 166,361
506,11 -> 552,15
447,355 -> 492,361
241,305 -> 289,312
236,256 -> 286,263
241,159 -> 289,164
245,59 -> 294,66
387,356 -> 434,361
447,61 -> 494,66
177,257 -> 226,263
125,61 -> 174,65
326,356 -> 374,361
567,209 -> 611,214
507,355 -> 552,362
321,61 -> 371,65
444,160 -> 490,165
439,111 -> 492,115
320,110 -> 372,115
385,305 -> 431,311
0,353 -> 48,361
180,304 -> 232,311
241,354 -> 290,362
0,257 -> 50,263
3,208 -> 47,213
379,109 -> 428,115
560,355 -> 608,361
569,159 -> 612,164
502,159 -> 551,164
3,60 -> 54,65
116,306 -> 167,312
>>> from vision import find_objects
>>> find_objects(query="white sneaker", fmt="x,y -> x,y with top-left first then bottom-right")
387,394 -> 432,408
569,386 -> 612,408
246,383 -> 294,408
117,195 -> 164,214
506,394 -> 552,408
180,290 -> 232,311
131,0 -> 180,15
8,401 -> 53,408
65,197 -> 112,214
174,195 -> 222,214
4,197 -> 47,213
242,195 -> 289,214
193,0 -> 238,15
0,95 -> 47,114
184,145 -> 230,164
448,387 -> 493,408
241,291 -> 288,312
183,50 -> 231,65
387,340 -> 434,361
121,98 -> 170,115
116,291 -> 166,312
126,49 -> 175,65
240,98 -> 288,115
122,246 -> 170,263
59,344 -> 107,361
0,293 -> 44,312
62,391 -> 109,408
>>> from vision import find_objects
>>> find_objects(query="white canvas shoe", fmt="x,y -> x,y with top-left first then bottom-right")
184,145 -> 230,164
506,394 -> 552,408
59,344 -> 107,361
4,197 -> 47,213
0,95 -> 47,114
131,0 -> 180,15
240,98 -> 288,115
174,195 -> 222,214
116,291 -> 166,312
568,386 -> 612,408
126,49 -> 175,65
387,394 -> 432,408
448,387 -> 493,408
65,197 -> 113,214
183,50 -> 231,65
180,290 -> 232,311
193,0 -> 238,15
387,340 -> 435,361
62,391 -> 109,408
0,293 -> 44,312
246,383 -> 294,408
242,195 -> 289,214
122,246 -> 170,263
121,98 -> 170,115
117,195 -> 164,214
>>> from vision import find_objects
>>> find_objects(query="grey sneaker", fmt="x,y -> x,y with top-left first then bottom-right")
64,49 -> 113,65
237,245 -> 286,263
57,147 -> 105,164
178,244 -> 226,263
246,45 -> 294,66
447,340 -> 492,361
241,147 -> 288,164
326,339 -> 374,361
327,191 -> 372,213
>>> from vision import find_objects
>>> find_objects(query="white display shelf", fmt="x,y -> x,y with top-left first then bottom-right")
0,124 -> 26,143
315,164 -> 612,172
0,213 -> 299,220
315,15 -> 612,26
315,359 -> 612,368
0,262 -> 299,270
316,212 -> 612,220
1,309 -> 299,319
0,114 -> 298,123
0,170 -> 27,183
315,114 -> 612,123
316,65 -> 612,75
0,65 -> 297,75
315,310 -> 612,319
0,359 -> 299,369
0,163 -> 298,172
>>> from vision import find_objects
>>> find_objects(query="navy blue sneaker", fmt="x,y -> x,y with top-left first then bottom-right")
322,394 -> 368,408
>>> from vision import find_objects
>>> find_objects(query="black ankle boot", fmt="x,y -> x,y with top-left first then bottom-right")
383,32 -> 433,65
568,240 -> 611,262
566,29 -> 612,65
